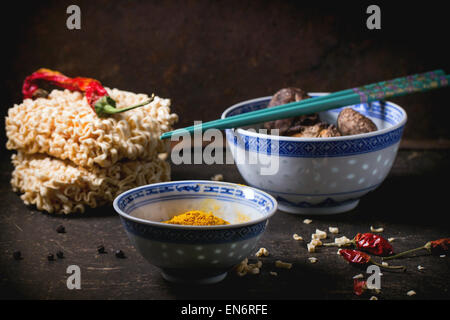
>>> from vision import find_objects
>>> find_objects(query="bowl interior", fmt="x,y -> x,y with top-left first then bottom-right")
114,181 -> 277,228
222,93 -> 406,135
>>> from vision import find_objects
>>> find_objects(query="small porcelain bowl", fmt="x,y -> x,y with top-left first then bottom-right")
221,94 -> 407,215
113,180 -> 277,284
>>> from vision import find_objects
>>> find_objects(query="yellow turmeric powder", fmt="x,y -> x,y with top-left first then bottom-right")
162,210 -> 229,226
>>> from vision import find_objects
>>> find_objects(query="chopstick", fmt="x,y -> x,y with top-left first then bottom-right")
160,70 -> 448,140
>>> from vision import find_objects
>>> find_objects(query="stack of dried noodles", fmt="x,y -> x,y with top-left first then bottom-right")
6,88 -> 178,214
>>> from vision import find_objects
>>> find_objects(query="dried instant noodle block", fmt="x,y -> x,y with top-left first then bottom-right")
6,88 -> 178,168
11,152 -> 170,214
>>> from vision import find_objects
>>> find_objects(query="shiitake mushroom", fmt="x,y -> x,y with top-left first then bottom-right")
337,107 -> 377,136
265,88 -> 377,137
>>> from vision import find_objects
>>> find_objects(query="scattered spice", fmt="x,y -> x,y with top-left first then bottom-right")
255,247 -> 269,257
235,259 -> 249,277
293,234 -> 303,241
312,229 -> 327,240
56,225 -> 66,233
324,236 -> 353,247
307,230 -> 327,252
115,250 -> 126,259
56,251 -> 64,259
307,239 -> 322,253
235,258 -> 262,276
370,226 -> 384,233
308,257 -> 318,264
406,290 -> 416,297
162,210 -> 229,226
23,68 -> 153,117
383,238 -> 450,261
339,249 -> 405,270
210,174 -> 224,181
47,253 -> 55,261
329,227 -> 339,234
13,251 -> 22,260
249,267 -> 260,275
275,260 -> 292,269
307,243 -> 316,253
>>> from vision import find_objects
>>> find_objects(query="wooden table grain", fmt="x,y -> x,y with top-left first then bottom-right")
0,149 -> 449,300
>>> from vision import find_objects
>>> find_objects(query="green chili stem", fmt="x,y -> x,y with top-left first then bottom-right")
323,240 -> 355,247
370,259 -> 405,270
95,94 -> 155,117
382,243 -> 430,261
106,98 -> 154,114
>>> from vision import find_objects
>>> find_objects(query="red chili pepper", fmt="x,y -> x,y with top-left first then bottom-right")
339,249 -> 404,270
354,233 -> 394,256
353,279 -> 367,296
383,238 -> 450,261
22,68 -> 153,117
324,232 -> 394,256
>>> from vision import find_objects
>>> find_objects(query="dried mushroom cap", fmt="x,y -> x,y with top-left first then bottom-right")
290,123 -> 341,138
264,87 -> 315,136
266,87 -> 309,108
337,108 -> 377,136
319,124 -> 341,138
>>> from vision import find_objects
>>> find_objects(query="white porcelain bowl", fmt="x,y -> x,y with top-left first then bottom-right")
221,94 -> 407,215
113,180 -> 277,284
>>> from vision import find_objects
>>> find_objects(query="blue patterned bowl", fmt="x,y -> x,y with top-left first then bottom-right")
113,180 -> 277,284
221,94 -> 407,215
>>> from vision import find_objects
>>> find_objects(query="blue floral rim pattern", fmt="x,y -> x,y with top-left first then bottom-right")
116,181 -> 276,215
226,126 -> 404,158
224,96 -> 406,158
275,196 -> 359,208
121,217 -> 267,244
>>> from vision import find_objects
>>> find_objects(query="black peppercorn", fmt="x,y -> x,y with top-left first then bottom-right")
115,250 -> 125,259
56,225 -> 66,233
47,253 -> 55,261
56,251 -> 64,259
97,245 -> 106,254
13,251 -> 22,260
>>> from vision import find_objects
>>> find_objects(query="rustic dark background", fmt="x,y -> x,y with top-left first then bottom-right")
1,0 -> 450,147
1,0 -> 450,302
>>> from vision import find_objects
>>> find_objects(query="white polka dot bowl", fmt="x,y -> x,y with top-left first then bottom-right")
113,180 -> 277,284
221,94 -> 407,215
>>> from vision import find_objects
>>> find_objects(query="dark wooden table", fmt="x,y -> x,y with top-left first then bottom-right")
0,148 -> 449,300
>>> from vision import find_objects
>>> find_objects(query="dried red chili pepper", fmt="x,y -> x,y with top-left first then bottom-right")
383,238 -> 450,261
354,233 -> 393,256
22,68 -> 153,117
324,233 -> 394,256
353,279 -> 367,296
339,249 -> 405,270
